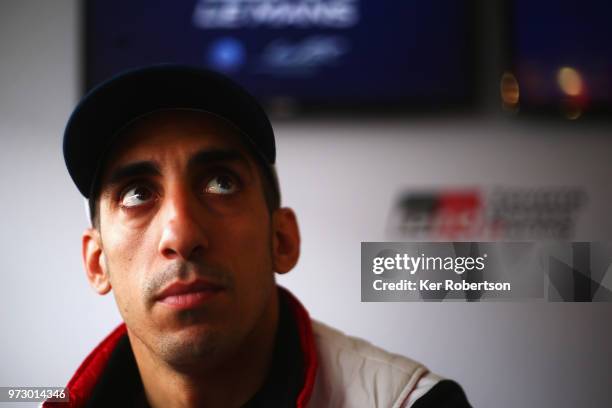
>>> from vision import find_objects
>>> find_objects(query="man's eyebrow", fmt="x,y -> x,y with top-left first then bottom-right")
187,149 -> 251,170
106,161 -> 161,186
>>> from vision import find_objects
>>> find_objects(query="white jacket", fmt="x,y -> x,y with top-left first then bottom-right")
47,288 -> 468,408
308,321 -> 442,408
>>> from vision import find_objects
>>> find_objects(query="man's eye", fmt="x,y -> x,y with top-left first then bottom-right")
120,186 -> 155,208
205,174 -> 239,195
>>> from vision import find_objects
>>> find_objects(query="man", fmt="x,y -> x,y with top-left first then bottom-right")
49,65 -> 470,407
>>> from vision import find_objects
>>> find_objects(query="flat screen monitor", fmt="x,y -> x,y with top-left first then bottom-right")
85,0 -> 476,113
510,0 -> 612,117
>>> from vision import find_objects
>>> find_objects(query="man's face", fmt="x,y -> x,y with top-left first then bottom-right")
90,110 -> 279,368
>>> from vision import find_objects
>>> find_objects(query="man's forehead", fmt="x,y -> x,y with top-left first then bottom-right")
103,110 -> 254,170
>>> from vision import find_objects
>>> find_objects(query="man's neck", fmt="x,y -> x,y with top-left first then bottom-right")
129,293 -> 280,408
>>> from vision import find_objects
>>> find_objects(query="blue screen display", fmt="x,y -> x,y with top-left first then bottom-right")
86,0 -> 474,109
513,0 -> 612,111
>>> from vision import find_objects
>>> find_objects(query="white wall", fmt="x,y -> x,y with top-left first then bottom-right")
1,1 -> 611,407
274,119 -> 612,407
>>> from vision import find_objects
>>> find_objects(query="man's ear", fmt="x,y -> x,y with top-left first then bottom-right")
272,208 -> 300,274
82,228 -> 111,295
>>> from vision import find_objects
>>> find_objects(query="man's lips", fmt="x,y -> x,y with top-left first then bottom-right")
155,279 -> 225,308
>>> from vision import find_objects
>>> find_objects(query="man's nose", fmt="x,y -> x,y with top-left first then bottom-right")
158,188 -> 209,261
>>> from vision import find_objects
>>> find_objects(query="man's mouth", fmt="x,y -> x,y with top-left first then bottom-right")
155,279 -> 225,309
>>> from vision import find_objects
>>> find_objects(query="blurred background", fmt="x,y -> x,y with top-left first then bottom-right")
1,1 -> 611,407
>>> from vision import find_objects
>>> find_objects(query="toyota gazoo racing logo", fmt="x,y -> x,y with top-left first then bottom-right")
389,187 -> 587,240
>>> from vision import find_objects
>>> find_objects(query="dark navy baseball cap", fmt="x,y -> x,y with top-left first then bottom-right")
63,64 -> 276,198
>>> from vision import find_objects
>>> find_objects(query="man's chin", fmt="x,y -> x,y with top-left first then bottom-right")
156,325 -> 232,369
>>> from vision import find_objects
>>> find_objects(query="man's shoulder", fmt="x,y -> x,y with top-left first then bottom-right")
308,320 -> 470,408
311,320 -> 429,379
